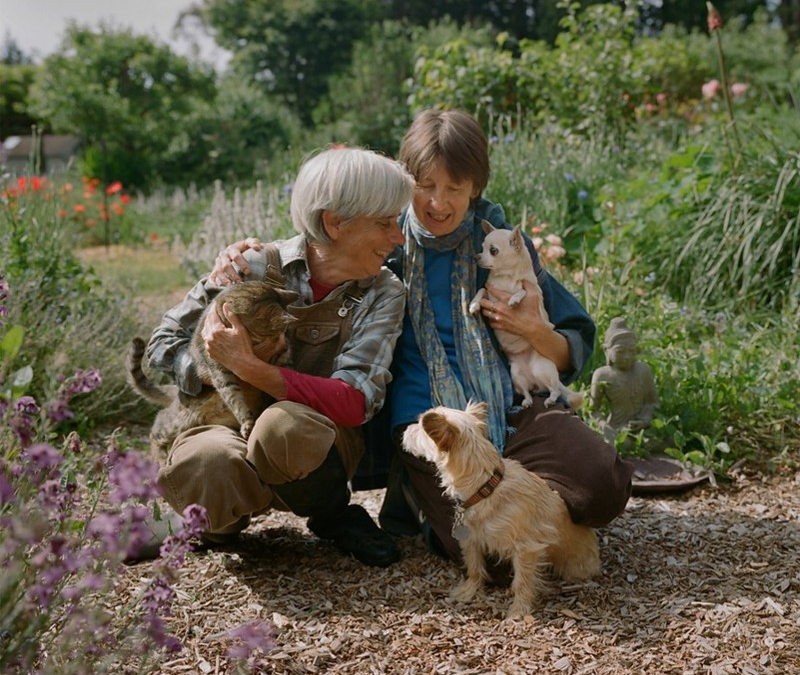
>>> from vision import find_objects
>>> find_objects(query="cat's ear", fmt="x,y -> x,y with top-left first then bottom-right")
274,288 -> 299,306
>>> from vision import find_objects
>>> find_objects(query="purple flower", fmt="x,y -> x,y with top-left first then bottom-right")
143,578 -> 175,614
564,172 -> 576,182
226,619 -> 276,661
15,395 -> 39,415
181,504 -> 209,538
65,431 -> 83,456
86,512 -> 126,555
39,478 -> 75,516
578,189 -> 588,200
107,449 -> 161,503
145,612 -> 182,653
64,369 -> 102,397
45,397 -> 75,423
23,443 -> 64,472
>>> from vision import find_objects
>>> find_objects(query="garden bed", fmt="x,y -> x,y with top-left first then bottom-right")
125,468 -> 800,674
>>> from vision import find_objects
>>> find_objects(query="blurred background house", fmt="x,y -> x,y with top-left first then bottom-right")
1,134 -> 80,174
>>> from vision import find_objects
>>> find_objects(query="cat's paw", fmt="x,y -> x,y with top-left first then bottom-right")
240,420 -> 254,439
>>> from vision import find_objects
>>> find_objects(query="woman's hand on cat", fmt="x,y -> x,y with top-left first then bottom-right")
202,304 -> 255,368
210,237 -> 263,286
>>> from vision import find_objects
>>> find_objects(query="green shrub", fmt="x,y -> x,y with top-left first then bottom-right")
1,176 -> 147,427
575,258 -> 800,473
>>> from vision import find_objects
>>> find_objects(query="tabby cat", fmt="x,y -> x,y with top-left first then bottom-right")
127,281 -> 297,458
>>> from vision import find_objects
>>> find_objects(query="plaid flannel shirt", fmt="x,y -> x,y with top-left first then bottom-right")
146,234 -> 406,422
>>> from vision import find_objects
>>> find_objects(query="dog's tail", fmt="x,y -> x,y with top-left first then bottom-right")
564,389 -> 584,410
126,337 -> 176,406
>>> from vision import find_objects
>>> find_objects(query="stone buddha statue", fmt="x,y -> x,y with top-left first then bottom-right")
590,317 -> 659,443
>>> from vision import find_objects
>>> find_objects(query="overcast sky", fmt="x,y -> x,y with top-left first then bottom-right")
0,0 -> 227,66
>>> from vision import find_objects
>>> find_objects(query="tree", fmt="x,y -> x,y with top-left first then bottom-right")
193,0 -> 381,125
1,32 -> 34,65
159,75 -> 302,187
0,63 -> 40,137
27,23 -> 216,190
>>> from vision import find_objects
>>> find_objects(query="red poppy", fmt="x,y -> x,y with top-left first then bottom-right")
106,181 -> 123,195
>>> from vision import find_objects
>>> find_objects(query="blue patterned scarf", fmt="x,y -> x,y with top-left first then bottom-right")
402,207 -> 514,454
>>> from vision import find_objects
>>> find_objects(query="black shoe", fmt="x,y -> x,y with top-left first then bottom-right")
310,504 -> 400,567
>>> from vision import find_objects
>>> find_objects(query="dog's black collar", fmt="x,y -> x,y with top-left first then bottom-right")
461,465 -> 505,509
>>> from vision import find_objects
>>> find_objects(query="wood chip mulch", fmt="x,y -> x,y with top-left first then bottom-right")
124,469 -> 800,675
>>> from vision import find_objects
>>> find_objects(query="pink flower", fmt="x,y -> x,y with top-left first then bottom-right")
706,2 -> 723,32
731,82 -> 748,97
702,79 -> 721,101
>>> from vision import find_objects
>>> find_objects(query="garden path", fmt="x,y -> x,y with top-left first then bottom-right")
125,467 -> 800,674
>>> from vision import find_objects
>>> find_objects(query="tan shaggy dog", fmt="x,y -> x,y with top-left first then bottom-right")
403,401 -> 600,618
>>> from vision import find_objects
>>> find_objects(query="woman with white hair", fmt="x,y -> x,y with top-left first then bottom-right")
145,147 -> 414,567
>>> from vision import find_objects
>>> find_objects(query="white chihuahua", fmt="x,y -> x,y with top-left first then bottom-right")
469,221 -> 583,409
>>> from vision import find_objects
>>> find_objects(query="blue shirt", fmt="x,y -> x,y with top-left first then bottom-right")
387,197 -> 595,431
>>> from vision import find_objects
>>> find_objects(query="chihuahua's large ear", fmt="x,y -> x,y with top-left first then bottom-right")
420,410 -> 459,452
480,219 -> 495,235
510,226 -> 524,252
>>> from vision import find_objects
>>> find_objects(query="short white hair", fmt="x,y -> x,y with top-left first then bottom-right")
290,147 -> 414,243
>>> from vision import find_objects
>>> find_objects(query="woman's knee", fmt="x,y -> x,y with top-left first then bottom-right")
248,401 -> 337,481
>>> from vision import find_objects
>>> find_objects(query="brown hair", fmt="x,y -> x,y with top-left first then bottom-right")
399,109 -> 490,199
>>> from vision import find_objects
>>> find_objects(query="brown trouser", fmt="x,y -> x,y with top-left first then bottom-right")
157,401 -> 364,533
395,397 -> 634,563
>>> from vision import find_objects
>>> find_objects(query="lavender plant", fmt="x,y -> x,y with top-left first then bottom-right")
0,271 -> 206,674
1,271 -> 277,674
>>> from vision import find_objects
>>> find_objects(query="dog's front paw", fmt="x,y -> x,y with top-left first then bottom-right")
450,579 -> 481,603
468,301 -> 481,316
506,599 -> 534,620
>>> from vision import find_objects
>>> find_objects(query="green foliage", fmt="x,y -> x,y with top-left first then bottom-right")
315,18 -> 491,154
582,290 -> 800,473
27,24 -> 216,191
0,177 -> 149,427
0,63 -> 40,136
158,75 -> 302,188
407,2 -> 795,138
485,119 -> 631,261
196,0 -> 382,125
602,114 -> 800,313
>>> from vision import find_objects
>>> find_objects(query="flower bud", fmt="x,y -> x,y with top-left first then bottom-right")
706,2 -> 722,32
